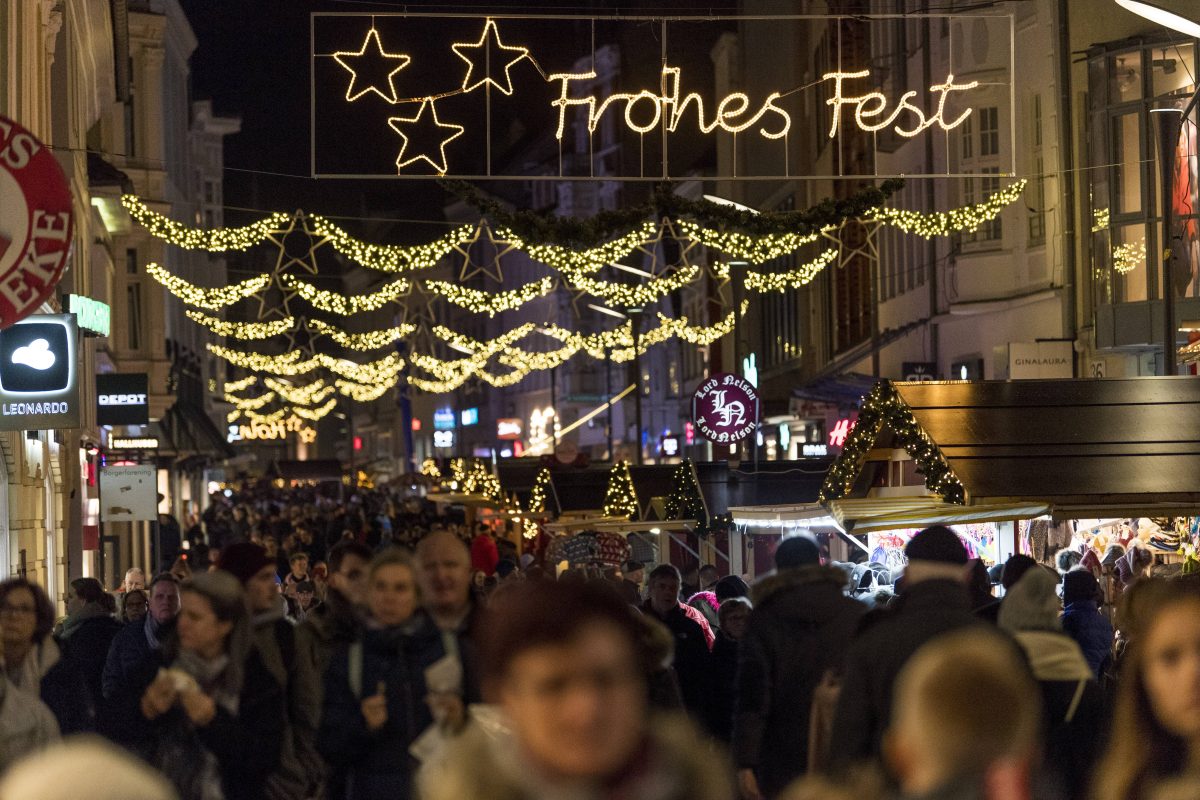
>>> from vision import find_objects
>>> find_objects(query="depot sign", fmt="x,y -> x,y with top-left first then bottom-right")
0,116 -> 74,328
96,373 -> 149,425
0,314 -> 80,430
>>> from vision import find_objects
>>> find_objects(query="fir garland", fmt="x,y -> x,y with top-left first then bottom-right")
818,382 -> 965,505
440,179 -> 905,247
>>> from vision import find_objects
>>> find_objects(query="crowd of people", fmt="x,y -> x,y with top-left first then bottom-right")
0,484 -> 1198,800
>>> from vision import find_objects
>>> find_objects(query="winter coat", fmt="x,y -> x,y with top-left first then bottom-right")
253,598 -> 323,800
0,675 -> 59,771
138,647 -> 285,800
418,712 -> 734,800
708,631 -> 739,742
8,639 -> 94,736
641,601 -> 712,722
829,579 -> 981,771
471,534 -> 499,576
58,606 -> 123,713
733,566 -> 865,797
100,615 -> 173,745
1060,601 -> 1114,678
1012,630 -> 1106,800
317,617 -> 447,800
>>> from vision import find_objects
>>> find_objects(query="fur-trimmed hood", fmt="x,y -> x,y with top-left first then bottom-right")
419,712 -> 733,800
751,565 -> 852,607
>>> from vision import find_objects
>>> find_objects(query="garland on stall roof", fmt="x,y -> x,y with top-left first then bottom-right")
602,460 -> 639,520
664,459 -> 708,536
818,382 -> 965,505
440,179 -> 905,247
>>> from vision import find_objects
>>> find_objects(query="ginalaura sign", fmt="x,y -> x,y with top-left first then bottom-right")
311,12 -> 1013,181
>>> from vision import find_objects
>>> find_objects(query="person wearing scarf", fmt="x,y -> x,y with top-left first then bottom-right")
999,568 -> 1105,800
0,578 -> 93,734
58,578 -> 123,715
319,548 -> 447,800
136,571 -> 284,800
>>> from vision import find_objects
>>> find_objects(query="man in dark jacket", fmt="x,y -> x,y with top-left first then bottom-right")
1060,569 -> 1114,679
100,573 -> 180,745
734,535 -> 865,800
640,564 -> 712,723
829,526 -> 980,774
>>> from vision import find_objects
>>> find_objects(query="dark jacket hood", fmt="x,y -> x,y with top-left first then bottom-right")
752,565 -> 854,623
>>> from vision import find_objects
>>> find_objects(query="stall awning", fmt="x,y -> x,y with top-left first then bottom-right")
728,503 -> 838,529
827,497 -> 1050,535
823,377 -> 1200,514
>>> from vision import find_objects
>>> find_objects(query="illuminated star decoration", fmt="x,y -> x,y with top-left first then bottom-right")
451,18 -> 531,96
332,27 -> 412,103
258,211 -> 327,321
456,220 -> 516,284
387,100 -> 465,175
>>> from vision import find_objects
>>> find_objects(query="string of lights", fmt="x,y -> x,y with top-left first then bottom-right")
222,390 -> 277,410
336,377 -> 397,402
676,220 -> 822,264
185,310 -> 295,340
424,276 -> 556,316
290,397 -> 339,421
740,249 -> 839,292
308,318 -> 416,350
871,179 -> 1027,238
569,265 -> 699,307
223,376 -> 258,393
308,215 -> 477,273
121,195 -> 289,252
146,263 -> 271,310
280,274 -> 411,315
264,377 -> 337,405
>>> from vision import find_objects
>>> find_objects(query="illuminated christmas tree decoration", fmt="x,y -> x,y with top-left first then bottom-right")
121,195 -> 288,252
387,99 -> 465,175
185,310 -> 295,340
871,180 -> 1026,238
146,263 -> 271,310
1113,238 -> 1146,275
451,18 -> 530,96
602,461 -> 639,520
308,215 -> 477,273
527,467 -> 553,515
332,27 -> 412,103
280,273 -> 410,314
308,319 -> 415,350
824,70 -> 979,139
425,276 -> 555,316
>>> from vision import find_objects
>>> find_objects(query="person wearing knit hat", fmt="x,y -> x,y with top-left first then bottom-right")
1061,569 -> 1114,678
714,574 -> 750,604
216,541 -> 275,585
774,534 -> 821,570
829,526 -> 980,771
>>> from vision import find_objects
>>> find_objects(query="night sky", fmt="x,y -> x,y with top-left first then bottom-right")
180,1 -> 737,240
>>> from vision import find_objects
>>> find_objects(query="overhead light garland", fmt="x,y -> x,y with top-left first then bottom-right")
818,381 -> 965,504
569,265 -> 699,307
223,376 -> 258,393
308,215 -> 476,273
425,276 -> 555,316
677,219 -> 822,265
223,390 -> 277,410
185,310 -> 295,340
602,460 -> 639,520
336,377 -> 396,402
121,195 -> 289,252
290,397 -> 339,421
740,249 -> 839,292
243,406 -> 288,424
871,179 -> 1026,239
264,377 -> 336,406
280,274 -> 410,315
146,263 -> 271,310
512,221 -> 659,275
308,318 -> 415,350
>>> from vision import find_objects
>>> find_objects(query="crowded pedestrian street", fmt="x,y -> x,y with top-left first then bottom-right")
2,0 -> 1200,798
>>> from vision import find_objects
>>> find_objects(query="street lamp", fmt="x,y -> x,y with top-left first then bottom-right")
589,302 -> 646,464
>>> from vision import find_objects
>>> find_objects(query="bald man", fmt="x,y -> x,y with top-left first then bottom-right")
416,529 -> 482,702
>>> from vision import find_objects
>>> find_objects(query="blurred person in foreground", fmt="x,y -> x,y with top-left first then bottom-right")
998,568 -> 1104,800
0,736 -> 177,800
419,579 -> 732,800
1093,578 -> 1200,800
829,526 -> 980,772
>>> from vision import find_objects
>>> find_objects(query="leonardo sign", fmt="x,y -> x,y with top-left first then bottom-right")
0,314 -> 80,430
0,116 -> 74,327
692,373 -> 759,444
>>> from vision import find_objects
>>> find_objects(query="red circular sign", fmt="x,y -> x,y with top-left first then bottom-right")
692,372 -> 759,444
0,116 -> 74,328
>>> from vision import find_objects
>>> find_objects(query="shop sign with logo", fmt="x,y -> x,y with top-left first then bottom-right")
660,435 -> 680,456
692,373 -> 758,444
1008,341 -> 1074,380
110,436 -> 159,449
901,361 -> 939,382
98,464 -> 157,522
64,295 -> 110,337
0,314 -> 79,430
460,407 -> 479,426
0,116 -> 74,328
496,418 -> 522,439
829,416 -> 857,448
433,408 -> 455,429
96,373 -> 149,425
433,430 -> 455,449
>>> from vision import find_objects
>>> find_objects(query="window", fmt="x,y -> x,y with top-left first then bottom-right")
126,284 -> 143,350
1028,96 -> 1046,245
960,114 -> 974,159
125,248 -> 138,274
979,107 -> 999,157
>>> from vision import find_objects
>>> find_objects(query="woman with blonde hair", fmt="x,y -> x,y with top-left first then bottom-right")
1093,578 -> 1200,800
